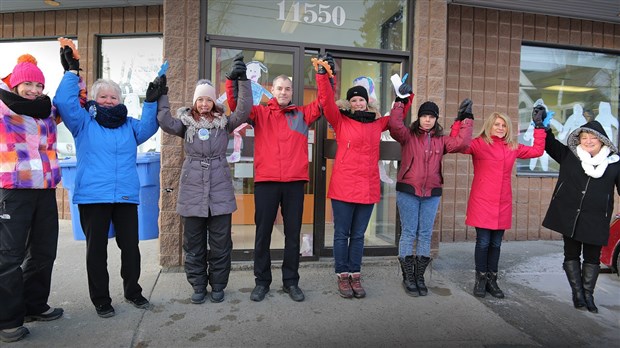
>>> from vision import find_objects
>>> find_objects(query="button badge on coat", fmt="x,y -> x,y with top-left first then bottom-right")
198,128 -> 210,141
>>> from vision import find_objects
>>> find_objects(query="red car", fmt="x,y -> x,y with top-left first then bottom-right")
601,213 -> 620,274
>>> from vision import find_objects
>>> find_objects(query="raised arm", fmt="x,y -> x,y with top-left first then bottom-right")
316,68 -> 342,130
228,79 -> 252,130
53,72 -> 89,136
133,74 -> 166,144
388,81 -> 414,144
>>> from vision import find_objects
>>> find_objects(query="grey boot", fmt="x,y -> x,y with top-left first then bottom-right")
473,271 -> 487,298
582,263 -> 600,313
414,256 -> 431,296
563,260 -> 586,309
398,256 -> 418,297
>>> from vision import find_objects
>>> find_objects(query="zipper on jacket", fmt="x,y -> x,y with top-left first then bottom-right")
551,182 -> 564,201
570,178 -> 589,238
422,132 -> 431,195
340,140 -> 350,164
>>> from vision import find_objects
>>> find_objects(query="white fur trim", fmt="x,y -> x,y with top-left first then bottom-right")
193,83 -> 216,105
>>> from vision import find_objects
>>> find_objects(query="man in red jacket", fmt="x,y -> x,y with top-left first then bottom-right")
232,64 -> 330,302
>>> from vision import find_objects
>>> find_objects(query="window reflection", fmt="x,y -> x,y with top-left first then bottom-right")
518,45 -> 620,175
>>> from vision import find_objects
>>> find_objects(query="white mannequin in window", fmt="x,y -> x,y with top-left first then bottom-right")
557,104 -> 587,143
595,101 -> 618,146
522,98 -> 562,171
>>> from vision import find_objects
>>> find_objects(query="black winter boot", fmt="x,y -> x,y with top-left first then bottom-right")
414,256 -> 431,296
473,271 -> 487,298
582,263 -> 600,313
398,256 -> 418,297
485,272 -> 505,298
562,260 -> 586,309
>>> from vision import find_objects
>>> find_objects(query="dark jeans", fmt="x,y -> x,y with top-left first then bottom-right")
332,199 -> 374,274
183,214 -> 232,292
79,203 -> 142,306
0,189 -> 58,330
253,181 -> 305,288
474,227 -> 504,273
563,236 -> 602,265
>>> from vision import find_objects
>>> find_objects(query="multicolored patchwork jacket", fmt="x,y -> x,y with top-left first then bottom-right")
0,98 -> 61,189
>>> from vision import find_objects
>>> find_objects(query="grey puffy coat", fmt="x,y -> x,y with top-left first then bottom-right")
158,79 -> 251,217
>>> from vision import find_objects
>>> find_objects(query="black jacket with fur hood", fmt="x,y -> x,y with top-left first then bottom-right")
542,120 -> 620,245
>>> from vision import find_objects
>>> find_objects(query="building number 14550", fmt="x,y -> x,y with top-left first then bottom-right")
277,0 -> 346,27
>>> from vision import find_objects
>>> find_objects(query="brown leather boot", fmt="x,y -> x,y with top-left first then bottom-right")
349,273 -> 366,298
336,272 -> 353,298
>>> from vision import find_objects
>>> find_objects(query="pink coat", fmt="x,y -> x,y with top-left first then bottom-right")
461,129 -> 545,230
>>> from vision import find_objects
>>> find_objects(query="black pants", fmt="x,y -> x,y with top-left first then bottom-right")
563,236 -> 602,265
79,203 -> 142,306
183,214 -> 232,292
0,189 -> 58,330
253,181 -> 305,287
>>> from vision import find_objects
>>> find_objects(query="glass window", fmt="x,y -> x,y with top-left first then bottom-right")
518,45 -> 620,175
99,36 -> 164,154
0,39 -> 77,158
207,0 -> 408,51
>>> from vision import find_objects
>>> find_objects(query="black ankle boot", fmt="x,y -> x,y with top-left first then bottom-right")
582,262 -> 600,313
563,260 -> 586,309
473,271 -> 486,298
414,256 -> 431,296
399,256 -> 418,296
485,272 -> 505,298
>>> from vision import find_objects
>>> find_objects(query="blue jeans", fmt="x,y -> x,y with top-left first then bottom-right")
397,191 -> 440,258
332,199 -> 374,274
474,227 -> 504,272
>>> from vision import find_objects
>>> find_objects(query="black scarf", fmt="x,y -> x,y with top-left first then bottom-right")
339,108 -> 377,123
0,89 -> 52,119
86,100 -> 128,129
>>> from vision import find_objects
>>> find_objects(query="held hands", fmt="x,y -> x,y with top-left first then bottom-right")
532,105 -> 546,129
313,53 -> 335,77
395,83 -> 413,104
60,46 -> 80,73
145,74 -> 168,103
226,54 -> 247,81
456,98 -> 473,121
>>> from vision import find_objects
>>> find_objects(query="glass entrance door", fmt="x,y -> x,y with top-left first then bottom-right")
315,53 -> 407,257
209,44 -> 315,261
208,43 -> 406,260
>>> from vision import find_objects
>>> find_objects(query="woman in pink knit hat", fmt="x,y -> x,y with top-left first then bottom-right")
0,54 -> 64,343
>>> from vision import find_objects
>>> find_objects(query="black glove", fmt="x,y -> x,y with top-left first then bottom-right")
398,83 -> 413,96
62,46 -> 80,72
145,74 -> 168,102
60,48 -> 69,72
456,98 -> 473,121
226,54 -> 247,81
316,53 -> 335,75
532,105 -> 546,129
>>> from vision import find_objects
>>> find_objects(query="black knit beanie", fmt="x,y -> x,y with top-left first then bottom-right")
418,101 -> 439,118
346,86 -> 369,103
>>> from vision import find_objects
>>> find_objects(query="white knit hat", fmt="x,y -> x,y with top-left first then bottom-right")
193,82 -> 216,105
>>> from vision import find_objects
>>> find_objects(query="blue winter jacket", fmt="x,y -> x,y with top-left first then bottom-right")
53,72 -> 159,204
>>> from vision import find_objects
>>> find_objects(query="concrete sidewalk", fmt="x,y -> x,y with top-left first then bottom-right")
11,220 -> 620,347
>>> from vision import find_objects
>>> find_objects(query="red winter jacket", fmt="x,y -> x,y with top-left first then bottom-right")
226,78 -> 324,182
389,104 -> 473,197
460,129 -> 546,230
318,74 -> 389,204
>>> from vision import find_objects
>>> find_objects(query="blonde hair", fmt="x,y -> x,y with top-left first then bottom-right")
477,112 -> 518,150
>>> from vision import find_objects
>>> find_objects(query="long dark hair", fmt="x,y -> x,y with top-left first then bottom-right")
409,118 -> 444,137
